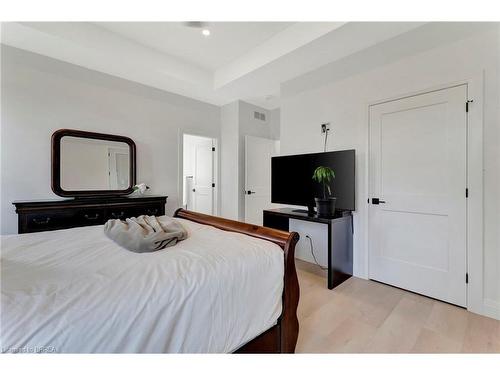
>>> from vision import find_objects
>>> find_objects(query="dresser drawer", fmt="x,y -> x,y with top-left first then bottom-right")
23,211 -> 76,233
105,204 -> 164,221
105,206 -> 142,221
136,204 -> 164,217
75,208 -> 106,226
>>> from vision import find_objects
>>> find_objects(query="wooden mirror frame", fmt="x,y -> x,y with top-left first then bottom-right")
51,129 -> 136,197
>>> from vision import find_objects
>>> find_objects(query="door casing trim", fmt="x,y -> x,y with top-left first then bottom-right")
178,131 -> 220,217
365,74 -> 486,317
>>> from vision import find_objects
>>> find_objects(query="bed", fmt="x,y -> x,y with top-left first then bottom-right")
1,209 -> 299,353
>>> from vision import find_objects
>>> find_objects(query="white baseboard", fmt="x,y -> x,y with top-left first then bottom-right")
482,299 -> 500,321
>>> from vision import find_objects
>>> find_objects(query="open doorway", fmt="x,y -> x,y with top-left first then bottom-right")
182,134 -> 217,215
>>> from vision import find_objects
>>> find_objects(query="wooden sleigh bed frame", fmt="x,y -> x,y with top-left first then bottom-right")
174,208 -> 300,353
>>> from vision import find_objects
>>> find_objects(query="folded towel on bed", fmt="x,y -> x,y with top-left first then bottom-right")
104,215 -> 188,253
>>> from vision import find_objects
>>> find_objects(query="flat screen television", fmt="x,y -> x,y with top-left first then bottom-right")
271,150 -> 355,213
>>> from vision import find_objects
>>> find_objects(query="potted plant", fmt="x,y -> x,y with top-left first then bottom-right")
312,166 -> 336,217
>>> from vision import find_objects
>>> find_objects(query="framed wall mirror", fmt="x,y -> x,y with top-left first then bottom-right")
51,129 -> 136,197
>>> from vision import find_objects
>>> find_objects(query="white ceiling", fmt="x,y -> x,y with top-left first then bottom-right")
1,22 -> 489,109
96,22 -> 294,70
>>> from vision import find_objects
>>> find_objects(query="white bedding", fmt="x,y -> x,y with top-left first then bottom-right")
0,218 -> 284,353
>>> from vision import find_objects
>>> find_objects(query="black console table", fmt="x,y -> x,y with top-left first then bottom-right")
263,207 -> 353,289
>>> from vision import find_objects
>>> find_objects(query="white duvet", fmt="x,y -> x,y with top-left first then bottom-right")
0,218 -> 284,353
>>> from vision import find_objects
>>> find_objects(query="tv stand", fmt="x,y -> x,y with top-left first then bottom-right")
263,207 -> 353,289
292,208 -> 314,215
292,204 -> 316,216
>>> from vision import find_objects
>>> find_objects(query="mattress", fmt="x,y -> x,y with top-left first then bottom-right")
0,217 -> 284,353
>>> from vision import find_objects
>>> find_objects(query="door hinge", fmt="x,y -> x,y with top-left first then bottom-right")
466,100 -> 474,113
212,183 -> 215,188
466,188 -> 469,198
212,147 -> 215,152
466,273 -> 469,284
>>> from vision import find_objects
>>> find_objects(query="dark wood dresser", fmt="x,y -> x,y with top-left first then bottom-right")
13,195 -> 167,234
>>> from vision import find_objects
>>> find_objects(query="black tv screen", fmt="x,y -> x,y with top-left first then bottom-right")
271,150 -> 355,211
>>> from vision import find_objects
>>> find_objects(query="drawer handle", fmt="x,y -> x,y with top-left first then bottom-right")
32,217 -> 51,225
111,211 -> 125,219
146,208 -> 158,215
84,213 -> 100,220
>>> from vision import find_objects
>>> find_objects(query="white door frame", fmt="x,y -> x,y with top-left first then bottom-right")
365,74 -> 485,316
178,131 -> 219,216
244,135 -> 279,225
107,146 -> 130,190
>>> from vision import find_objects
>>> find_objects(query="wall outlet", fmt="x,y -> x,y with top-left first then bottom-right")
321,123 -> 330,133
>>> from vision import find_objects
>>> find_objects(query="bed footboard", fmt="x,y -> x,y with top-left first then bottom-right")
174,209 -> 300,353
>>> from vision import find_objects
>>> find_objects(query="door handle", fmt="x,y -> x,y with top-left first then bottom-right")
371,198 -> 386,205
246,190 -> 256,195
111,211 -> 125,219
84,213 -> 100,220
32,217 -> 51,225
146,208 -> 158,215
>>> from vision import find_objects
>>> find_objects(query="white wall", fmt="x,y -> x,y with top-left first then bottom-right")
269,108 -> 281,140
280,27 -> 500,318
1,45 -> 220,234
220,101 -> 240,220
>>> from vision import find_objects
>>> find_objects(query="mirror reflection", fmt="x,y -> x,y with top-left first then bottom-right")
60,136 -> 131,191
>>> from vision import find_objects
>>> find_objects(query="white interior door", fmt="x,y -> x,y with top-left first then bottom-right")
108,147 -> 130,190
369,85 -> 467,307
193,139 -> 214,215
185,176 -> 194,210
245,136 -> 279,225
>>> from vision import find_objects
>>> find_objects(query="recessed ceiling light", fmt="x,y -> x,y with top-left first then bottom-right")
202,29 -> 210,36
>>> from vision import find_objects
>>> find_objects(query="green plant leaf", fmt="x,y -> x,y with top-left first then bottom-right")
311,165 -> 335,197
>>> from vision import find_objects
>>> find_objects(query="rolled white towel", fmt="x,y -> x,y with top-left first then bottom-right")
104,215 -> 188,253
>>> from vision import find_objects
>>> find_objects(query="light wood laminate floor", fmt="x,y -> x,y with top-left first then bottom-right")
295,266 -> 500,353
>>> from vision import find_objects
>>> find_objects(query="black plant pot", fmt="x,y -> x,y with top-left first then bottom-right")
314,197 -> 337,217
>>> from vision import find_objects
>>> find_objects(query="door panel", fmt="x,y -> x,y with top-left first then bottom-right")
378,210 -> 449,271
244,136 -> 279,225
369,85 -> 467,306
193,139 -> 214,215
